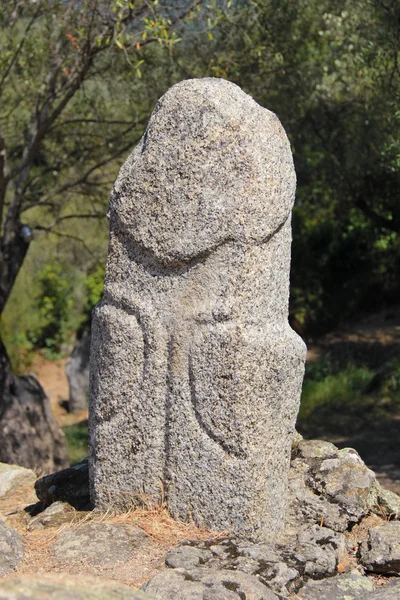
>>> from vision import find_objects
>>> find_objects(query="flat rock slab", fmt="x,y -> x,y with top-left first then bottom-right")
35,457 -> 90,510
360,521 -> 400,574
364,579 -> 400,599
297,573 -> 374,599
52,522 -> 149,566
142,567 -> 279,600
0,519 -> 24,575
0,576 -> 153,599
0,462 -> 36,497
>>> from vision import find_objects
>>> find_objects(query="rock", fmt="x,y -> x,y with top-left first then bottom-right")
89,77 -> 306,541
360,521 -> 400,574
0,462 -> 36,497
297,572 -> 374,599
0,575 -> 153,599
66,330 -> 91,412
280,525 -> 346,580
364,579 -> 400,599
142,567 -> 279,600
0,339 -> 69,473
287,441 -> 383,533
376,486 -> 400,518
52,522 -> 149,567
165,546 -> 213,569
35,457 -> 90,510
0,519 -> 24,575
163,527 -> 346,598
27,501 -> 76,531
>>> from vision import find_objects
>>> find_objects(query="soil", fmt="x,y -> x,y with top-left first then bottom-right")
29,354 -> 88,428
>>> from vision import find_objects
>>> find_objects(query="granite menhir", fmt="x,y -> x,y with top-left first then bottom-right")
89,78 -> 306,541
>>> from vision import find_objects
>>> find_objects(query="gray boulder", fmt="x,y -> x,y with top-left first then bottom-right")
0,462 -> 36,497
297,573 -> 374,600
280,525 -> 346,580
0,519 -> 24,575
0,361 -> 68,473
142,567 -> 279,600
287,441 -> 383,533
66,330 -> 91,412
360,521 -> 400,574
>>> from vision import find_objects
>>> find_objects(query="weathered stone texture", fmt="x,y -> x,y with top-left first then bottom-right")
66,330 -> 91,412
0,519 -> 24,575
89,78 -> 306,540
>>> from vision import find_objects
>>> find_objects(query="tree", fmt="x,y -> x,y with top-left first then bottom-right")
186,0 -> 400,331
0,0 -> 205,467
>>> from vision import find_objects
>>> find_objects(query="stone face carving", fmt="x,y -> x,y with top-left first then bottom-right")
89,78 -> 306,541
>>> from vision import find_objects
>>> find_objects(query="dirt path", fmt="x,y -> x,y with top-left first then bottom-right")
29,354 -> 87,428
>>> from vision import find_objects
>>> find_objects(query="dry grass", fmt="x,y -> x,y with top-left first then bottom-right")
1,483 -> 226,589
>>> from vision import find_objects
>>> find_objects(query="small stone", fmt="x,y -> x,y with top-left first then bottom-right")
376,486 -> 400,518
360,521 -> 400,574
297,572 -> 374,600
52,522 -> 148,567
0,462 -> 36,497
296,440 -> 338,461
27,501 -> 76,531
142,567 -> 279,600
0,519 -> 24,575
165,545 -> 213,569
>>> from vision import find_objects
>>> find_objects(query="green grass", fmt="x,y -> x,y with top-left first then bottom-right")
297,357 -> 400,439
62,420 -> 88,465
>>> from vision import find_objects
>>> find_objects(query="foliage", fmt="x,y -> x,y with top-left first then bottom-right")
0,0 -> 211,368
62,420 -> 88,465
32,264 -> 74,357
298,355 -> 400,438
184,0 -> 400,333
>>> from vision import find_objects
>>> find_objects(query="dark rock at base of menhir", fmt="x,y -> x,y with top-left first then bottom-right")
35,457 -> 90,510
360,521 -> 400,574
0,520 -> 24,576
66,330 -> 91,413
142,567 -> 279,600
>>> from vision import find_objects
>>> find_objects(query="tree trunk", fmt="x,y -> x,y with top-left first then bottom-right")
0,224 -> 69,473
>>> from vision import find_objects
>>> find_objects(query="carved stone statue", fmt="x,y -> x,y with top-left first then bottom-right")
89,78 -> 306,541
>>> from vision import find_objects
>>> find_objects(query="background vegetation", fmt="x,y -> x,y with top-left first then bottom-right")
1,0 -> 399,367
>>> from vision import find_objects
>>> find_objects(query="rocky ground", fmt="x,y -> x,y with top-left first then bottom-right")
0,438 -> 399,599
